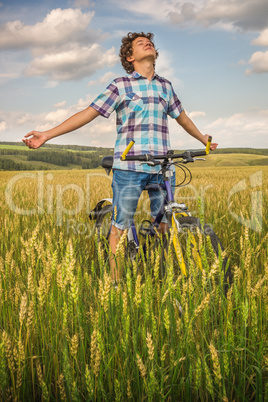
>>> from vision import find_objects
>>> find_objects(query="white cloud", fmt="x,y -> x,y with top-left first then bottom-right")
237,59 -> 247,66
44,109 -> 70,124
252,29 -> 268,47
188,111 -> 206,119
35,95 -> 94,132
114,0 -> 268,32
0,8 -> 94,49
246,51 -> 268,75
204,110 -> 268,147
0,8 -> 118,83
259,109 -> 268,116
247,28 -> 268,76
17,114 -> 33,125
174,0 -> 268,31
168,0 -> 268,31
0,72 -> 20,84
111,0 -> 176,22
43,81 -> 60,89
168,108 -> 268,149
0,121 -> 7,131
34,99 -> 117,147
54,101 -> 67,108
24,44 -> 118,81
83,115 -> 116,147
87,71 -> 117,86
156,50 -> 182,87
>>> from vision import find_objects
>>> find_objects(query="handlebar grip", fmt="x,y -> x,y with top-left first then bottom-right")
120,140 -> 135,160
190,150 -> 207,157
124,154 -> 147,161
205,136 -> 212,155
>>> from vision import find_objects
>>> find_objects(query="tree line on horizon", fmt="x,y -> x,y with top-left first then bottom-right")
0,146 -> 113,171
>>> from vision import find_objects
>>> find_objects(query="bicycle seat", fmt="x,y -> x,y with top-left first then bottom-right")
102,156 -> 113,169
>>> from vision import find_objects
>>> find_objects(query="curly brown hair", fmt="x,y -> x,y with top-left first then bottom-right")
119,32 -> 159,74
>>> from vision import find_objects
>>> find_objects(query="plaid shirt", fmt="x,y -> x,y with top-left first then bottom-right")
90,71 -> 183,173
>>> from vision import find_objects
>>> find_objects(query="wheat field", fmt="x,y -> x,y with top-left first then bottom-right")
0,166 -> 267,401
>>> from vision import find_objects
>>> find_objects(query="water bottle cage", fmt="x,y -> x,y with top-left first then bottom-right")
139,220 -> 156,238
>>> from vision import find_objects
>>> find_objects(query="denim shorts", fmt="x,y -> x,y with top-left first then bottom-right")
111,169 -> 176,230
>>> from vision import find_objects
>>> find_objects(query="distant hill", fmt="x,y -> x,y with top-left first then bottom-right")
0,142 -> 113,171
0,142 -> 267,171
212,148 -> 268,156
191,153 -> 268,168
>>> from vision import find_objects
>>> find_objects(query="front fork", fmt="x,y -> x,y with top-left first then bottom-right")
165,202 -> 190,276
165,202 -> 190,228
127,223 -> 140,260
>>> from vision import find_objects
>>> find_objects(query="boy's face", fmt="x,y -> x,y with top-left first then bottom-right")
127,36 -> 157,64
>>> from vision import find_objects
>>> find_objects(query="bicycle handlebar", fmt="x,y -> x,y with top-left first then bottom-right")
122,150 -> 206,162
120,136 -> 212,163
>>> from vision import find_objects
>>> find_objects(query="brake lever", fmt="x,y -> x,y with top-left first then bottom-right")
183,156 -> 194,163
140,161 -> 161,166
182,151 -> 206,163
182,151 -> 194,163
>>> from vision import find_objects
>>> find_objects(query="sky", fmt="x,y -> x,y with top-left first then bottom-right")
0,0 -> 267,149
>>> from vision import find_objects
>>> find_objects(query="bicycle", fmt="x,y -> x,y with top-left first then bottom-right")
89,137 -> 231,286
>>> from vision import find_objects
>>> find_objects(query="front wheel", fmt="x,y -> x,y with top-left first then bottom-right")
95,204 -> 113,241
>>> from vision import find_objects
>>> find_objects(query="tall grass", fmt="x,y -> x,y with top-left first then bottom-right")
0,166 -> 267,401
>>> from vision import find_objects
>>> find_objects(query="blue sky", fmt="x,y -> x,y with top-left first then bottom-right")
0,0 -> 267,149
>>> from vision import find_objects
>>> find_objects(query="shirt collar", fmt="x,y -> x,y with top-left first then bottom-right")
130,71 -> 159,80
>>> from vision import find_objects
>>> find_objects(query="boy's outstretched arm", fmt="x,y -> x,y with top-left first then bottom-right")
176,110 -> 218,150
23,106 -> 100,149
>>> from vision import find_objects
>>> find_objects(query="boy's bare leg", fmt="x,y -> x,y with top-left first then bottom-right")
158,222 -> 168,234
152,220 -> 168,234
109,222 -> 167,282
109,224 -> 124,281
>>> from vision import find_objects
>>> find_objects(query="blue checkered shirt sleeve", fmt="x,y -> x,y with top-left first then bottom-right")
90,82 -> 120,118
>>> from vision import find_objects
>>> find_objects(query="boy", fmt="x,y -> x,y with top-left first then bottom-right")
23,31 -> 217,281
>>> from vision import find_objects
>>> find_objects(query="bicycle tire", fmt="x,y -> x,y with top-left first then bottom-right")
95,204 -> 113,262
95,204 -> 113,241
169,216 -> 231,292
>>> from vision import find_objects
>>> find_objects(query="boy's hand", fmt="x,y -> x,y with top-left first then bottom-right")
204,134 -> 218,151
22,131 -> 48,149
